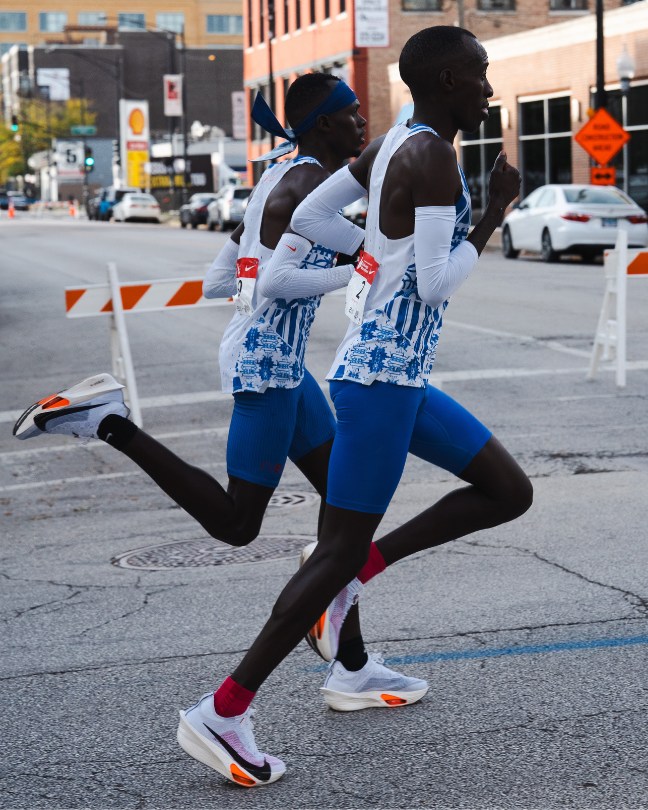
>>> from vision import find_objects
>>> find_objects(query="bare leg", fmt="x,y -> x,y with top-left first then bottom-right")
376,435 -> 533,565
231,506 -> 383,690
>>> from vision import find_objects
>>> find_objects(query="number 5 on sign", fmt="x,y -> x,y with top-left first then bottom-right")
345,250 -> 379,325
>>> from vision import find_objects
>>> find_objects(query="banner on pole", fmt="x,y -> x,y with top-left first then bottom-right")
163,75 -> 183,117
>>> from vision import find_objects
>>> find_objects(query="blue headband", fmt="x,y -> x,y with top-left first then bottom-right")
251,80 -> 358,162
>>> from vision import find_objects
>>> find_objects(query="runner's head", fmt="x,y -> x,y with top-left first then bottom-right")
285,72 -> 366,159
399,26 -> 493,133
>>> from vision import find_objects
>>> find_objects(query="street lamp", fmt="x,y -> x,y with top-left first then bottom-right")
616,44 -> 636,195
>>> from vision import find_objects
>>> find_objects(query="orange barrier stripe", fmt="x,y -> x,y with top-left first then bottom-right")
628,254 -> 648,275
65,289 -> 85,312
166,280 -> 204,307
100,284 -> 150,313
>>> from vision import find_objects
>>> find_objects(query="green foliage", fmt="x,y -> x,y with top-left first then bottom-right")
0,97 -> 97,184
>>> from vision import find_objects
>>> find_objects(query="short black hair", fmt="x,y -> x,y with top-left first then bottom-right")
284,72 -> 341,131
399,26 -> 477,98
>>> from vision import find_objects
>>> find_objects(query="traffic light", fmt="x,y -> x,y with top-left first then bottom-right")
10,114 -> 19,132
84,146 -> 95,172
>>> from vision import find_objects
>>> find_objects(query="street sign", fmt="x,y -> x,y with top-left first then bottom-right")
71,125 -> 97,136
590,166 -> 616,186
574,108 -> 630,165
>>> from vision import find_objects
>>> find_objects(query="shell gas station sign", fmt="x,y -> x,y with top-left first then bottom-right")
119,100 -> 150,189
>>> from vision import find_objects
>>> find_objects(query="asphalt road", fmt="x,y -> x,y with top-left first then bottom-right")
2,214 -> 648,809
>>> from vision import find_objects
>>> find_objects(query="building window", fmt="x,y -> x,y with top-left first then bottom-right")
283,0 -> 290,33
340,0 -> 347,11
460,106 -> 503,214
247,0 -> 253,44
39,12 -> 68,32
296,0 -> 302,29
478,0 -> 515,9
207,14 -> 243,35
310,0 -> 316,24
157,13 -> 184,34
402,0 -> 442,9
78,12 -> 107,26
0,12 -> 27,32
324,0 -> 331,18
118,13 -> 146,31
519,95 -> 572,196
596,83 -> 648,210
549,0 -> 588,10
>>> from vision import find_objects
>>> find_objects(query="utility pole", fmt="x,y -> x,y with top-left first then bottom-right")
594,0 -> 606,109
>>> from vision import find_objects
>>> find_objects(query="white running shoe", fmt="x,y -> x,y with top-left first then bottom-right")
13,373 -> 129,440
299,541 -> 364,662
177,693 -> 286,788
321,654 -> 429,712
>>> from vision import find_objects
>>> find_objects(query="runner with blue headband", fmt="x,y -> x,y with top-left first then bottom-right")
250,80 -> 359,162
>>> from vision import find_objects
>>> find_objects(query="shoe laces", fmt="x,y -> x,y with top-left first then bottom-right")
236,708 -> 261,757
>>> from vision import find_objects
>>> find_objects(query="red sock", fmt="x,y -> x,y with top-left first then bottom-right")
357,542 -> 386,584
213,676 -> 256,718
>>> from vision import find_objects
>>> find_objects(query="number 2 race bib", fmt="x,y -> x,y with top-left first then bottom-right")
345,250 -> 379,325
234,257 -> 259,316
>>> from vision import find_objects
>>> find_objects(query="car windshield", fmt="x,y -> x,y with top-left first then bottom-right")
563,187 -> 633,205
233,189 -> 251,199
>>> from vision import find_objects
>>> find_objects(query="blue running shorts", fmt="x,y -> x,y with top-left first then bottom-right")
326,380 -> 492,514
227,369 -> 336,488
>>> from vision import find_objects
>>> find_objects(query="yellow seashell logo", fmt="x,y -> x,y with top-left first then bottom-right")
129,107 -> 146,135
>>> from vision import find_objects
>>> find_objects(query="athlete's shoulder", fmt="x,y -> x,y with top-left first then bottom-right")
349,134 -> 387,186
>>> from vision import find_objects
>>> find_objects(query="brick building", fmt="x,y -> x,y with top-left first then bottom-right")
243,0 -> 640,180
388,1 -> 648,211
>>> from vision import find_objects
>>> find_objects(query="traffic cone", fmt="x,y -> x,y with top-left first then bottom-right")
8,201 -> 15,219
69,199 -> 77,217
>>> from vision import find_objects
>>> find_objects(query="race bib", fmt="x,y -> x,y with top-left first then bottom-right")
234,257 -> 259,315
345,250 -> 379,325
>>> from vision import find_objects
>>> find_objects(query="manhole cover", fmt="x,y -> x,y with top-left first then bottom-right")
112,534 -> 315,570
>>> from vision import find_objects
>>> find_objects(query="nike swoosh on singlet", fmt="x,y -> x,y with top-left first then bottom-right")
202,723 -> 272,782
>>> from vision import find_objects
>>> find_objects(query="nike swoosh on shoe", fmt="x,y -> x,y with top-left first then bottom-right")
33,403 -> 104,430
202,723 -> 272,782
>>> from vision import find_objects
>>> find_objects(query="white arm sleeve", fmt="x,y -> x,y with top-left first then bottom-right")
258,233 -> 354,300
291,166 -> 366,255
414,206 -> 479,308
203,238 -> 239,299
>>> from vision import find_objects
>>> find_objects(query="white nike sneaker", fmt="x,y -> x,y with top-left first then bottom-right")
300,541 -> 364,662
177,693 -> 286,788
321,654 -> 429,712
13,373 -> 129,440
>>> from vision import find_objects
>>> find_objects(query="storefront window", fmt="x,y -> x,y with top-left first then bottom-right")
460,106 -> 503,214
519,95 -> 572,195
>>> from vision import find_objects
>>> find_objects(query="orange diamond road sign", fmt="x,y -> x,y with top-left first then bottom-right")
590,166 -> 616,186
575,108 -> 630,165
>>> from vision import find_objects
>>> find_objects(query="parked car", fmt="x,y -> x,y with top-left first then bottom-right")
93,186 -> 141,220
206,185 -> 253,231
1,191 -> 31,211
342,196 -> 368,227
112,192 -> 161,223
179,193 -> 219,229
86,190 -> 105,220
501,184 -> 648,263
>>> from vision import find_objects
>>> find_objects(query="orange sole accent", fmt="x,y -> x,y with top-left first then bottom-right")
308,612 -> 326,641
39,395 -> 70,410
230,763 -> 256,787
380,694 -> 408,706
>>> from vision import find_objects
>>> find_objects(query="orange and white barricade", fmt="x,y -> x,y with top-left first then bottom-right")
65,263 -> 231,425
587,228 -> 648,388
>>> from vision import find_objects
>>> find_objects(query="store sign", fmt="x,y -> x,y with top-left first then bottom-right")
354,0 -> 389,48
231,91 -> 246,140
120,100 -> 150,188
163,75 -> 183,117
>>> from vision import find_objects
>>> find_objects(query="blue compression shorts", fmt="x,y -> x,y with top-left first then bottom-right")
326,380 -> 492,514
227,369 -> 336,488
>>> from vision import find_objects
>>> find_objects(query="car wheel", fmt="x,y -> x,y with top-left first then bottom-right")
207,219 -> 216,231
541,229 -> 560,263
180,220 -> 187,228
502,226 -> 520,259
191,221 -> 198,230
